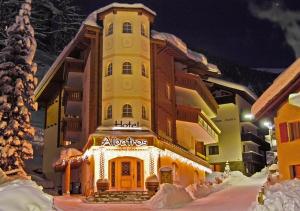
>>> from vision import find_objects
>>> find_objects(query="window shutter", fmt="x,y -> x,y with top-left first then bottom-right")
279,122 -> 289,143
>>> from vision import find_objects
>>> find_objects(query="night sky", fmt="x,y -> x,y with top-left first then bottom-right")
75,0 -> 299,68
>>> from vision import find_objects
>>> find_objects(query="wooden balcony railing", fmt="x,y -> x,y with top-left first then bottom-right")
64,57 -> 84,72
241,132 -> 270,151
176,105 -> 199,123
175,71 -> 218,114
242,151 -> 265,164
63,117 -> 82,131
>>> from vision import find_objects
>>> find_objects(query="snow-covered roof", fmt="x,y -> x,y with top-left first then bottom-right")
151,30 -> 221,75
207,77 -> 257,100
84,3 -> 156,27
252,58 -> 300,117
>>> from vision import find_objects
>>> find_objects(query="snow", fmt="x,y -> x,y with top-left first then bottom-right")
84,3 -> 156,27
207,77 -> 258,100
252,58 -> 300,117
146,183 -> 193,209
0,179 -> 57,211
251,179 -> 300,211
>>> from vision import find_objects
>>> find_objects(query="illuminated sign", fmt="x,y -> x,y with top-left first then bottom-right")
114,121 -> 140,128
101,137 -> 147,147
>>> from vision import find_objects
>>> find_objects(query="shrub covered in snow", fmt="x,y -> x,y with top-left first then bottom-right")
146,183 -> 193,209
251,179 -> 300,211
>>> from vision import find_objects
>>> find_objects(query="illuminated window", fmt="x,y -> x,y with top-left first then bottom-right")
122,62 -> 132,74
122,104 -> 133,117
166,119 -> 172,137
141,64 -> 147,77
123,22 -> 132,33
107,23 -> 113,36
106,105 -> 112,119
141,24 -> 146,37
142,106 -> 147,119
106,63 -> 112,76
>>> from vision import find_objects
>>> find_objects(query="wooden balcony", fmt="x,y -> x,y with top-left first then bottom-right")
64,57 -> 85,73
63,117 -> 82,143
241,132 -> 270,151
242,151 -> 265,164
175,71 -> 218,114
63,88 -> 83,117
176,105 -> 199,123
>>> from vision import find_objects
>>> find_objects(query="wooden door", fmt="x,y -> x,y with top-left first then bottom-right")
119,159 -> 136,189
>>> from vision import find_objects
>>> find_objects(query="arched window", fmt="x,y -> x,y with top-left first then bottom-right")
141,24 -> 146,36
122,62 -> 132,74
141,64 -> 147,77
106,63 -> 113,76
142,106 -> 147,119
106,105 -> 112,119
122,104 -> 133,117
107,23 -> 113,36
123,22 -> 132,33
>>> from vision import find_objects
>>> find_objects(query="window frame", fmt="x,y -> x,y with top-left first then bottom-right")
122,62 -> 132,74
208,145 -> 219,155
123,22 -> 132,33
106,63 -> 113,76
106,23 -> 113,36
122,104 -> 133,117
106,105 -> 112,119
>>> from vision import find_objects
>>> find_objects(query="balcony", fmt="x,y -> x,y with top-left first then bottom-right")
176,105 -> 220,144
241,132 -> 270,151
175,71 -> 218,114
64,87 -> 83,117
64,57 -> 84,73
63,117 -> 82,143
242,151 -> 265,164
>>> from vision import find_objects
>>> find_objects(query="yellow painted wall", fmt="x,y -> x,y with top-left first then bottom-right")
275,101 -> 300,180
207,103 -> 243,163
159,156 -> 205,187
101,10 -> 151,129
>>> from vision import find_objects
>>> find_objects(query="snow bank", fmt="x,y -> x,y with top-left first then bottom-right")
146,183 -> 193,209
251,179 -> 300,211
0,179 -> 57,211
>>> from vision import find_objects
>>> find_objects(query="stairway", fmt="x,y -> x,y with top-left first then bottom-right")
85,191 -> 151,203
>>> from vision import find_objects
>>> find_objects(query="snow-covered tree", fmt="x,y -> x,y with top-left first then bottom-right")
0,0 -> 37,171
0,0 -> 83,54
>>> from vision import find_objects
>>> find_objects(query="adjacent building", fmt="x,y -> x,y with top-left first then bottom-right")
34,3 -> 222,194
205,78 -> 270,175
252,59 -> 300,180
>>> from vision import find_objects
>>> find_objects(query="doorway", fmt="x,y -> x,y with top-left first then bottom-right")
109,157 -> 144,190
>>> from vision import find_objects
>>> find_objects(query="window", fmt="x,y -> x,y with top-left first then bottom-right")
107,23 -> 113,36
106,63 -> 113,76
166,119 -> 172,137
122,104 -> 133,117
123,22 -> 132,33
106,105 -> 112,119
141,24 -> 146,36
279,121 -> 300,143
208,145 -> 219,155
122,62 -> 132,74
141,64 -> 147,77
142,106 -> 147,119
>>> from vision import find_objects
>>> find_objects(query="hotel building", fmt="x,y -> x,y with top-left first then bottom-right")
205,78 -> 270,175
34,3 -> 222,194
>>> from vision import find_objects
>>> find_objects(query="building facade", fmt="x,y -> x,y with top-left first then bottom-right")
252,59 -> 300,180
34,3 -> 222,194
205,78 -> 270,175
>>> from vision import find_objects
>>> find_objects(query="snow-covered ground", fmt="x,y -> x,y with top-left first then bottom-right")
0,179 -> 56,211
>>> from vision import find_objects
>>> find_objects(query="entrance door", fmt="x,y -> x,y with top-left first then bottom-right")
109,157 -> 144,190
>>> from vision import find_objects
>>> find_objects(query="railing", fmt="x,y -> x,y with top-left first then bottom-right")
176,104 -> 218,142
242,151 -> 265,164
64,57 -> 84,72
66,90 -> 83,102
63,117 -> 82,131
176,105 -> 199,123
241,132 -> 270,151
175,71 -> 218,114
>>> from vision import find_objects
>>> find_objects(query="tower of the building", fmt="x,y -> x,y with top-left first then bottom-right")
98,4 -> 156,129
